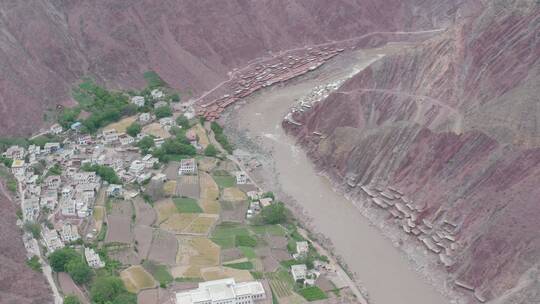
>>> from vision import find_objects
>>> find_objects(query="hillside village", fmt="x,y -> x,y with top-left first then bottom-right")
0,78 -> 362,304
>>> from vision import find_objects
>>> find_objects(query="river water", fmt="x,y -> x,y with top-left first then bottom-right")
225,48 -> 450,304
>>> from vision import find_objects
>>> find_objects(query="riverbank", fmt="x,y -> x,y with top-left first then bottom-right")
221,47 -> 457,304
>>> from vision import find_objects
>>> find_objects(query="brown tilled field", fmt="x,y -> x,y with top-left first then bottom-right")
198,157 -> 218,172
134,198 -> 156,226
160,213 -> 197,234
105,215 -> 133,244
155,199 -> 177,223
176,175 -> 200,199
148,230 -> 178,265
184,214 -> 218,235
199,172 -> 220,214
134,225 -> 154,259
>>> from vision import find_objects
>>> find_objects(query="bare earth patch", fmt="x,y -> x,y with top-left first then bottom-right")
201,266 -> 254,282
155,199 -> 177,223
134,198 -> 156,226
163,181 -> 177,196
191,124 -> 210,148
142,122 -> 171,139
222,187 -> 247,202
106,115 -> 137,133
173,237 -> 220,278
134,225 -> 154,259
198,157 -> 218,172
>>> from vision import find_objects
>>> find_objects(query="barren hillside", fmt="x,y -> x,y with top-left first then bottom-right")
286,1 -> 540,302
0,0 -> 461,136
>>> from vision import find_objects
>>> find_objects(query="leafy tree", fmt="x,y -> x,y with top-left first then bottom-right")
162,139 -> 196,156
63,295 -> 81,304
210,122 -> 233,153
46,163 -> 62,176
204,144 -> 218,157
49,248 -> 79,272
67,259 -> 92,284
170,93 -> 180,102
143,71 -> 167,89
26,255 -> 42,272
154,106 -> 172,118
175,116 -> 190,129
24,222 -> 42,239
126,122 -> 142,137
261,202 -> 287,224
82,164 -> 121,184
137,136 -> 155,154
58,107 -> 81,129
90,275 -> 131,304
0,156 -> 13,167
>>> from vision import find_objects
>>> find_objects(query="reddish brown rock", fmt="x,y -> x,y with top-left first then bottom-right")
286,1 -> 540,302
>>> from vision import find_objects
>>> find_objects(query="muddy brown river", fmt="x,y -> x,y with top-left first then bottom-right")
225,48 -> 451,304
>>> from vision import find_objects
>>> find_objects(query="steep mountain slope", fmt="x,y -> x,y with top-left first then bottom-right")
0,0 -> 463,136
286,1 -> 540,302
0,184 -> 52,304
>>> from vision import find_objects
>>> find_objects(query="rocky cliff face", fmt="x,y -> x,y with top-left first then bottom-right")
287,1 -> 540,302
0,0 -> 462,136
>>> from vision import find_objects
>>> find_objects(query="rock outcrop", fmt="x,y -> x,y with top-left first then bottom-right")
286,1 -> 540,302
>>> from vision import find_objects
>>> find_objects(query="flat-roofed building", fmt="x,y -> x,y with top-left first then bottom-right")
179,158 -> 197,175
176,278 -> 266,304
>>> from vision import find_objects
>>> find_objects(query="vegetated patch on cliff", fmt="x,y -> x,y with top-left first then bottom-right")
286,1 -> 540,302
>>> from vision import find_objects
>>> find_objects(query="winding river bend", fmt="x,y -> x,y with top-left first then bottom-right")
225,48 -> 450,304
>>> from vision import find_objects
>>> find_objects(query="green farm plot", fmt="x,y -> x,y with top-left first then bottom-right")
235,235 -> 257,247
173,197 -> 203,213
298,286 -> 327,301
212,174 -> 236,188
266,271 -> 294,298
210,222 -> 250,249
142,260 -> 173,286
250,225 -> 288,237
223,261 -> 254,270
239,246 -> 257,259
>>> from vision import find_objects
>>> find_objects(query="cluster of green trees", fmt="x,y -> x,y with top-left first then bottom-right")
90,275 -> 136,304
126,122 -> 142,137
152,137 -> 196,162
154,106 -> 172,119
82,164 -> 121,184
60,79 -> 135,133
137,136 -> 155,154
204,144 -> 218,157
49,248 -> 92,284
46,163 -> 62,176
0,156 -> 13,167
0,137 -> 29,153
260,202 -> 287,224
210,122 -> 233,153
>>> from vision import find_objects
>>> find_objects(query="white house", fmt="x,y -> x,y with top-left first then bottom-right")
119,134 -> 135,146
129,160 -> 145,174
291,264 -> 307,282
60,198 -> 77,217
43,142 -> 61,154
106,184 -> 123,197
175,278 -> 266,304
42,227 -> 64,254
142,154 -> 159,168
49,123 -> 63,135
178,158 -> 197,175
159,117 -> 174,127
295,241 -> 309,258
139,112 -> 152,123
22,197 -> 40,221
102,129 -> 119,143
259,197 -> 273,208
154,137 -> 165,147
235,171 -> 248,184
40,190 -> 58,209
73,172 -> 97,185
4,145 -> 26,160
44,175 -> 62,190
85,247 -> 105,269
11,160 -> 26,179
151,89 -> 164,100
61,223 -> 80,243
131,95 -> 145,107
154,100 -> 168,109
